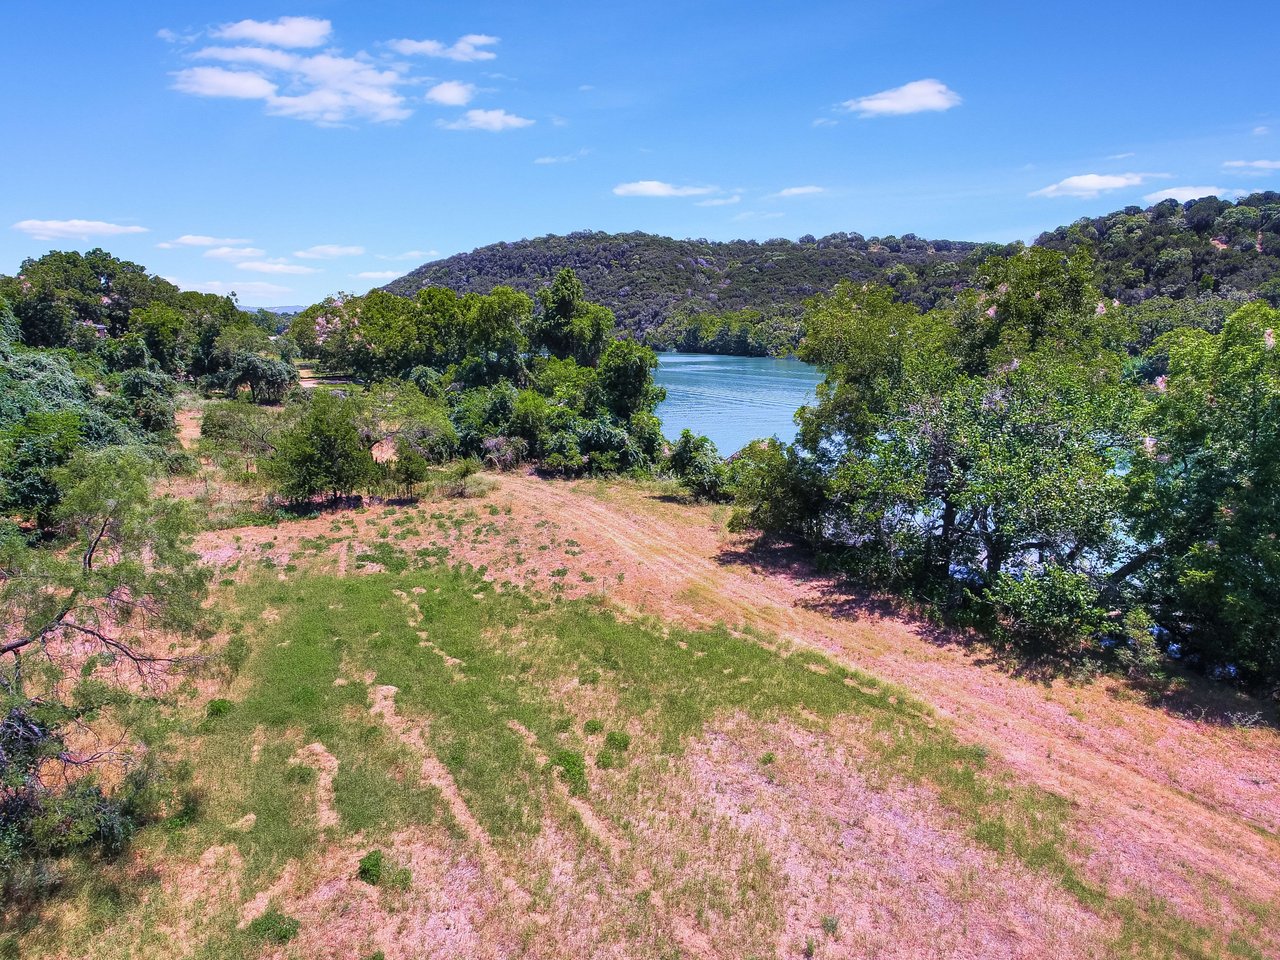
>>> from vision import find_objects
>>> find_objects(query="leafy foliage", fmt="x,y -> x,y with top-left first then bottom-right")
1,447 -> 208,891
288,269 -> 665,479
730,246 -> 1280,688
382,198 -> 1280,352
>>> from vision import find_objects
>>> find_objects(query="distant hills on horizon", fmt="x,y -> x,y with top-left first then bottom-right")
382,193 -> 1280,335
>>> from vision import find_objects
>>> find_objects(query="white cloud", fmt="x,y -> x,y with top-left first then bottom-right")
534,148 -> 590,164
1224,159 -> 1280,170
194,45 -> 298,70
613,180 -> 717,198
173,66 -> 278,100
13,219 -> 148,241
1254,125 -> 1270,136
354,270 -> 401,280
696,195 -> 742,207
295,244 -> 364,259
425,80 -> 476,106
440,108 -> 534,131
1031,172 -> 1159,198
1107,152 -> 1136,160
1142,186 -> 1249,204
389,34 -> 499,62
172,234 -> 251,246
182,279 -> 294,299
158,27 -> 199,45
237,260 -> 319,275
812,117 -> 838,127
204,246 -> 265,260
843,79 -> 961,117
578,84 -> 594,92
774,185 -> 824,198
177,44 -> 412,124
212,16 -> 332,49
377,249 -> 437,261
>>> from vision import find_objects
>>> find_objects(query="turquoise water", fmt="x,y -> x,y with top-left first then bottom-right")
654,352 -> 822,454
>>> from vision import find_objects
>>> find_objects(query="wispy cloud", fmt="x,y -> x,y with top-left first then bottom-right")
696,195 -> 742,207
1142,186 -> 1249,204
295,244 -> 364,259
613,180 -> 717,198
425,81 -> 476,106
237,260 -> 319,275
843,79 -> 961,117
1224,159 -> 1280,171
440,108 -> 534,131
388,34 -> 498,62
161,234 -> 251,248
1254,126 -> 1270,136
812,117 -> 838,127
168,22 -> 503,125
1031,172 -> 1164,198
176,44 -> 412,124
212,16 -> 332,49
534,148 -> 590,164
204,246 -> 264,260
773,185 -> 824,198
173,66 -> 278,100
13,219 -> 148,241
377,249 -> 437,261
731,211 -> 784,222
354,270 -> 401,280
177,278 -> 294,299
1107,152 -> 1135,160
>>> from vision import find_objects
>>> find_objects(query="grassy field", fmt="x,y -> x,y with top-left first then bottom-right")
7,414 -> 1279,958
12,537 -> 1275,958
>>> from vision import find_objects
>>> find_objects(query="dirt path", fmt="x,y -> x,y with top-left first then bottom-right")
493,473 -> 1280,934
192,468 -> 1280,946
175,406 -> 201,450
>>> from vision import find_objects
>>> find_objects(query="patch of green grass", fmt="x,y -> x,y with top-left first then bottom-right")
355,541 -> 410,573
54,558 -> 1263,960
603,730 -> 631,752
244,908 -> 299,945
552,749 -> 589,795
357,849 -> 384,885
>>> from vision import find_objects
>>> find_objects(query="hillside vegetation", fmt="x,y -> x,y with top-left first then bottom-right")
385,193 -> 1280,353
3,226 -> 1280,960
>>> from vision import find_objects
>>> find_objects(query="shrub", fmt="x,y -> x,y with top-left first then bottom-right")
603,730 -> 631,752
985,567 -> 1107,657
551,749 -> 588,795
667,429 -> 728,501
358,849 -> 384,885
245,908 -> 300,945
583,719 -> 603,735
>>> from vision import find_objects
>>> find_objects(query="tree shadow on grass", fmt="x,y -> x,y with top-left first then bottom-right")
712,534 -> 1279,723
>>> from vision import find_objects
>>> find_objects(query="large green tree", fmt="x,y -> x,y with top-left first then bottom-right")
264,391 -> 377,502
1126,302 -> 1280,686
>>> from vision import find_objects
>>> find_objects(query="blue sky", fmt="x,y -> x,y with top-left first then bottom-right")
3,2 -> 1277,306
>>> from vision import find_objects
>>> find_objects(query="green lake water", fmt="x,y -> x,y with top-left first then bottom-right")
654,352 -> 822,454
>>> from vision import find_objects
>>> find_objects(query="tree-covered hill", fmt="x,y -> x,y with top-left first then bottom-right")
1036,192 -> 1280,303
384,194 -> 1280,342
384,230 -> 1007,336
